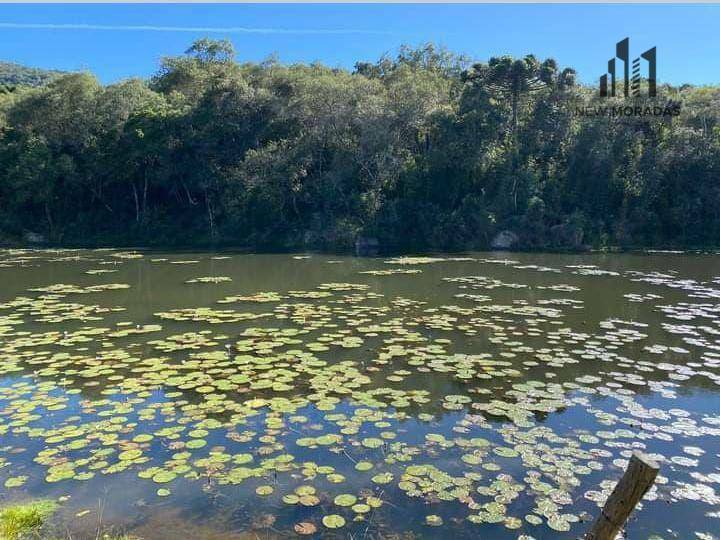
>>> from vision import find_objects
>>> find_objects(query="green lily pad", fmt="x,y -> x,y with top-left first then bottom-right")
322,514 -> 346,529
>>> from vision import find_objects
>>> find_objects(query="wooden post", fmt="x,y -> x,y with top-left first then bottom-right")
585,451 -> 659,540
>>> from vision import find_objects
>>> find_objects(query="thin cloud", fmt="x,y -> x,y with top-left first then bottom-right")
0,22 -> 394,35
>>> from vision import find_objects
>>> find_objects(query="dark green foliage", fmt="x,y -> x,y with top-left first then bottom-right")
0,40 -> 718,250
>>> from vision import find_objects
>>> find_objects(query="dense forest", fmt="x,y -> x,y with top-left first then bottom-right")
0,39 -> 718,251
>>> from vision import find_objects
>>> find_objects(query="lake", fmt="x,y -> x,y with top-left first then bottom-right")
1,249 -> 719,539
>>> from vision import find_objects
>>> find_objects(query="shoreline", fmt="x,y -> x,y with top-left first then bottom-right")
1,241 -> 717,257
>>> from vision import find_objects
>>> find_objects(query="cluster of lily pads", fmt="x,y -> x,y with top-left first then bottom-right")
0,249 -> 719,538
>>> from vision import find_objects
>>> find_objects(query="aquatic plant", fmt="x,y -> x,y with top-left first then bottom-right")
1,249 -> 720,537
0,500 -> 57,540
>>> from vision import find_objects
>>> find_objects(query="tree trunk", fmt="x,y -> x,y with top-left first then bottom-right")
182,182 -> 197,205
510,90 -> 520,211
142,172 -> 149,222
132,183 -> 140,223
205,189 -> 216,241
44,200 -> 54,239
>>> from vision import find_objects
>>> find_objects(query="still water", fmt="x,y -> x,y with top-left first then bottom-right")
1,249 -> 719,539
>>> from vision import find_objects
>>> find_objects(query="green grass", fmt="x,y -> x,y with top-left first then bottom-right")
0,499 -> 57,540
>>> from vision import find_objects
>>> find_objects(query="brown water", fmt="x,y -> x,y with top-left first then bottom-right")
1,249 -> 719,539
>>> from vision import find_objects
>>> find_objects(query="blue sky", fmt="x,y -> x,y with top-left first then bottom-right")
0,4 -> 718,86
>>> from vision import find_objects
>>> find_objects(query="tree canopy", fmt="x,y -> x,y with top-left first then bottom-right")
0,39 -> 718,250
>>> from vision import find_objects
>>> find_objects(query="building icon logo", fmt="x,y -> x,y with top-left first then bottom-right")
600,38 -> 656,98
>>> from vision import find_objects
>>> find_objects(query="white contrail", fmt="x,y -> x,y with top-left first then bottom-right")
0,22 -> 394,35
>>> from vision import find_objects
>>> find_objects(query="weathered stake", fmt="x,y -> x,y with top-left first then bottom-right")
585,451 -> 659,540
